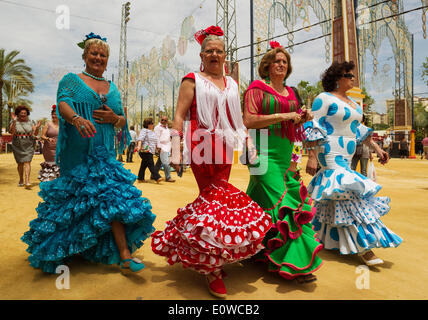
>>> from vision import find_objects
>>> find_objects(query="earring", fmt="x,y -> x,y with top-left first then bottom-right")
200,62 -> 205,72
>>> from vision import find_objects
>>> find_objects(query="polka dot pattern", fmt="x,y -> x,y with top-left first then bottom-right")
305,92 -> 402,255
151,180 -> 272,275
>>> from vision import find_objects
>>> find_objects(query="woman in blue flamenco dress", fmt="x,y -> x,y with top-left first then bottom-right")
304,61 -> 402,266
21,34 -> 156,274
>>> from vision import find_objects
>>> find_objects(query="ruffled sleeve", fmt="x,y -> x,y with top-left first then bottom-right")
356,123 -> 373,145
303,93 -> 329,143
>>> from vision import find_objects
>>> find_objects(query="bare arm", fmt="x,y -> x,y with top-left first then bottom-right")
9,114 -> 17,135
170,79 -> 194,168
58,101 -> 97,138
363,136 -> 389,164
172,79 -> 194,132
40,123 -> 49,142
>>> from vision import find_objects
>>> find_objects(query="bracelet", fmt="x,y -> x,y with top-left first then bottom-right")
71,114 -> 80,125
113,116 -> 121,128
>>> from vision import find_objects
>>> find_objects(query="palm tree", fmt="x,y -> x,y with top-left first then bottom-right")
0,49 -> 34,133
297,80 -> 323,108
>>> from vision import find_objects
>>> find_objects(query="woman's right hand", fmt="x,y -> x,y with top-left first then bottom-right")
306,156 -> 318,176
73,117 -> 96,138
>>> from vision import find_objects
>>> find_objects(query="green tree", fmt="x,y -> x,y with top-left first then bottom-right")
296,80 -> 323,108
422,57 -> 428,86
361,87 -> 375,128
0,49 -> 34,133
414,102 -> 428,142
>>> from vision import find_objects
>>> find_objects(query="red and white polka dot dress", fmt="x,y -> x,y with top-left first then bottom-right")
151,73 -> 272,274
152,180 -> 272,274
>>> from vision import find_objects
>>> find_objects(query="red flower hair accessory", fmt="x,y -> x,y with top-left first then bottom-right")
52,105 -> 57,111
194,26 -> 224,45
269,41 -> 282,49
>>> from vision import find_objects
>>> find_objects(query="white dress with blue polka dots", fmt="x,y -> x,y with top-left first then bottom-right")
303,92 -> 402,254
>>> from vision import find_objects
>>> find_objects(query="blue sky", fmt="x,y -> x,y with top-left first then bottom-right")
1,0 -> 427,120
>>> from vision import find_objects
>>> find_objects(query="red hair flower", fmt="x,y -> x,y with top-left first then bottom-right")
194,25 -> 224,45
269,41 -> 282,49
52,105 -> 57,111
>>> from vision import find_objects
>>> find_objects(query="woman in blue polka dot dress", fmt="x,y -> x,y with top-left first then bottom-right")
304,61 -> 402,266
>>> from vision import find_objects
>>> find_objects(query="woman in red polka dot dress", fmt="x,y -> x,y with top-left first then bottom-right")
151,26 -> 272,299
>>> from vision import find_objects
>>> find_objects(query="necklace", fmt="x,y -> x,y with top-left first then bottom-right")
82,71 -> 105,81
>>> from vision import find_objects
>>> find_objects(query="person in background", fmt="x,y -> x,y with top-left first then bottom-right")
9,105 -> 41,189
398,137 -> 409,159
351,143 -> 372,177
153,115 -> 175,182
136,117 -> 162,183
126,125 -> 137,163
38,105 -> 60,182
421,134 -> 428,160
382,133 -> 391,156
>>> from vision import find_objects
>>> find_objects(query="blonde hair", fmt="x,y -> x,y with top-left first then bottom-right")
82,38 -> 110,60
200,35 -> 225,52
258,47 -> 292,80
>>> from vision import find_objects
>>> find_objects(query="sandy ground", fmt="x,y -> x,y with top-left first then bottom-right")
0,152 -> 427,300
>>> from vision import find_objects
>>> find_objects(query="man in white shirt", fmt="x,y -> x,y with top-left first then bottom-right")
126,125 -> 137,163
382,134 -> 391,155
152,116 -> 175,182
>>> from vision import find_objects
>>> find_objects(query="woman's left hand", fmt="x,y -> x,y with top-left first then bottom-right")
376,148 -> 389,165
301,108 -> 314,123
92,105 -> 119,124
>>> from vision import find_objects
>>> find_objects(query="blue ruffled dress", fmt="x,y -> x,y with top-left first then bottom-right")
303,92 -> 402,255
21,73 -> 156,273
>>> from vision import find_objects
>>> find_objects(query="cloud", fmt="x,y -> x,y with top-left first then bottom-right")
1,0 -> 427,120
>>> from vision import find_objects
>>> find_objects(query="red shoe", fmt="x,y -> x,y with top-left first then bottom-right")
206,272 -> 227,299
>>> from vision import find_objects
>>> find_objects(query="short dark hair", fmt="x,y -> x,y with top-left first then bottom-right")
130,125 -> 135,130
321,61 -> 355,92
143,118 -> 153,128
15,105 -> 30,116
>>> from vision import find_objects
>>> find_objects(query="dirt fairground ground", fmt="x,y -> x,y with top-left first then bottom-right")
0,152 -> 427,300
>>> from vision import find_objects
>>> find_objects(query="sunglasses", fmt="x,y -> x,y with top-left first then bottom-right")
161,119 -> 167,122
343,73 -> 355,79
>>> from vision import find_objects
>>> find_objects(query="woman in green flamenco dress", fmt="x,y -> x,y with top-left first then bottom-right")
243,41 -> 323,283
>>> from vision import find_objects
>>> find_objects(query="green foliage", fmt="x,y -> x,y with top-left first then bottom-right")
422,57 -> 428,87
296,80 -> 323,108
0,49 -> 34,132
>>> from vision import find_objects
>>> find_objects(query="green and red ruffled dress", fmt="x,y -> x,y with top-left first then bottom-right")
244,81 -> 323,280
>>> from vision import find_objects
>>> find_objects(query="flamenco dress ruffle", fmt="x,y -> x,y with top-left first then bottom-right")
151,179 -> 272,275
309,167 -> 402,254
305,121 -> 402,255
249,168 -> 323,280
21,146 -> 156,273
38,162 -> 60,182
